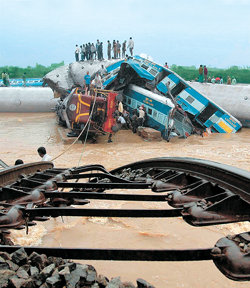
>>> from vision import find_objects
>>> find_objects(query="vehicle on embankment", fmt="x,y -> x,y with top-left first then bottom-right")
0,78 -> 43,87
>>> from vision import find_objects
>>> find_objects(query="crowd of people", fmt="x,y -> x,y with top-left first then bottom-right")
113,102 -> 147,135
197,65 -> 237,85
74,37 -> 134,62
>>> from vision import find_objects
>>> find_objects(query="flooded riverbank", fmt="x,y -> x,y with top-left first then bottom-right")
1,112 -> 250,288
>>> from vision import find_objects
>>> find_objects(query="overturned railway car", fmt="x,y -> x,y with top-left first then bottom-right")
56,88 -> 118,137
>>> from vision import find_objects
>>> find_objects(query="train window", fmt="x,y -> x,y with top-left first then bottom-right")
148,108 -> 152,115
153,110 -> 157,118
141,64 -> 149,70
133,58 -> 141,63
158,70 -> 171,82
186,95 -> 194,104
158,113 -> 163,124
196,103 -> 218,123
132,99 -> 136,108
171,82 -> 187,97
128,98 -> 131,105
149,69 -> 158,76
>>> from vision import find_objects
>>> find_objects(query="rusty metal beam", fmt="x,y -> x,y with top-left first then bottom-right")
44,191 -> 169,201
0,246 -> 212,261
25,207 -> 182,218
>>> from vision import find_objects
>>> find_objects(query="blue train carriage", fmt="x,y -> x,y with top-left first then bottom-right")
123,84 -> 194,139
157,73 -> 241,133
0,78 -> 43,87
132,55 -> 242,133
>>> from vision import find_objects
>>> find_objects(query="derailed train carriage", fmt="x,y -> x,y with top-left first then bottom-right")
44,56 -> 242,140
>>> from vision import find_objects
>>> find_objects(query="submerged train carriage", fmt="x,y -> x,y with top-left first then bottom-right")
103,55 -> 242,134
56,88 -> 118,136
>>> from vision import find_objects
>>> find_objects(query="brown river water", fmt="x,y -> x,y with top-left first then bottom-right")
0,112 -> 249,288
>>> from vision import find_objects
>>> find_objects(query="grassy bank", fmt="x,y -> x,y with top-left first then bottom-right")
171,65 -> 250,84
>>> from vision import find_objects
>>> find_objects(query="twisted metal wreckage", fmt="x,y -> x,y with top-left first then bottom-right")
0,157 -> 249,281
43,56 -> 242,141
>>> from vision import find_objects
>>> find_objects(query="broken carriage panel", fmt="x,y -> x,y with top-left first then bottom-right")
102,59 -> 124,87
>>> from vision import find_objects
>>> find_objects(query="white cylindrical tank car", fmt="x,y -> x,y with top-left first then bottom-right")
0,87 -> 58,112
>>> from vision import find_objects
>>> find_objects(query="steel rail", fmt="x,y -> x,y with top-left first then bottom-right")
0,162 -> 53,187
110,157 -> 250,202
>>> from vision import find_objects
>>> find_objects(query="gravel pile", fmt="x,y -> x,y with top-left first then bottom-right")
0,248 -> 155,288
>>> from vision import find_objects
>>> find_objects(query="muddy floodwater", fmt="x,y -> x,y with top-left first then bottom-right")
0,112 -> 250,288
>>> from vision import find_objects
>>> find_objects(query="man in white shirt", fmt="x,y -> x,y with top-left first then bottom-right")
100,65 -> 107,77
127,37 -> 134,56
37,147 -> 52,162
117,113 -> 127,129
93,72 -> 103,89
75,45 -> 80,62
138,106 -> 145,126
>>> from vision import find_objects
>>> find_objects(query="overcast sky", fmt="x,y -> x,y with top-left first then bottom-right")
1,0 -> 250,68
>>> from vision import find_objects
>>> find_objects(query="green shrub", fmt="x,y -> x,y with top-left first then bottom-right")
0,61 -> 64,79
170,65 -> 250,84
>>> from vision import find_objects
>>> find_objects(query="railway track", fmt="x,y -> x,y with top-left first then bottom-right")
0,157 -> 249,281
